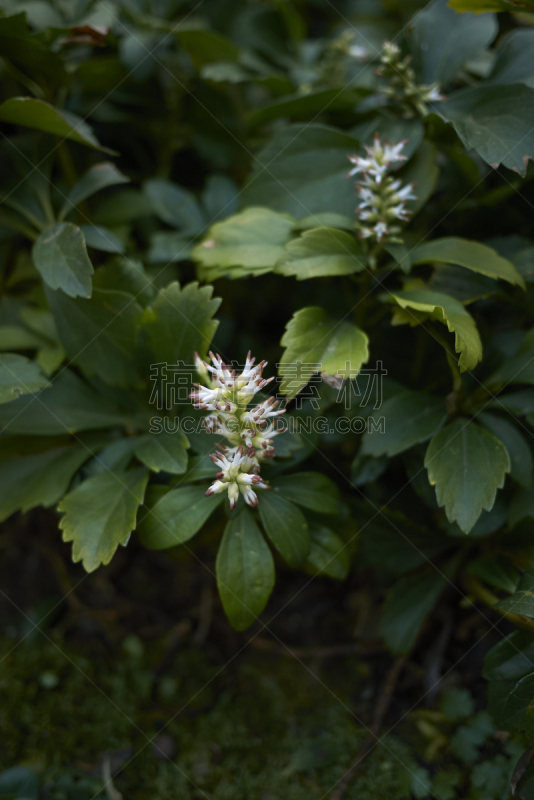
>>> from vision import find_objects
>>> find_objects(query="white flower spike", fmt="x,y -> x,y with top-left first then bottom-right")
191,352 -> 286,509
375,40 -> 444,118
347,135 -> 416,244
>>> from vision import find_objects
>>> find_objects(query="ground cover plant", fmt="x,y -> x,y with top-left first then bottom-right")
3,0 -> 534,796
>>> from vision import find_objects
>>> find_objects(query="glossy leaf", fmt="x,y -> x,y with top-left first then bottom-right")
479,413 -> 533,489
411,238 -> 524,288
425,419 -> 510,533
32,223 -> 94,299
47,287 -> 143,389
502,674 -> 534,730
141,281 -> 220,366
242,124 -> 361,218
272,472 -> 341,514
389,289 -> 482,371
258,491 -> 310,567
144,179 -> 205,234
279,306 -> 369,397
483,631 -> 534,681
489,30 -> 534,87
0,370 -> 129,435
59,468 -> 149,572
248,88 -> 366,127
304,523 -> 350,580
439,84 -> 534,176
495,570 -> 534,618
0,353 -> 48,404
275,227 -> 366,279
0,437 -> 91,523
488,330 -> 534,388
59,162 -> 129,220
216,509 -> 275,631
362,391 -> 447,458
137,485 -> 224,549
194,207 -> 295,280
134,431 -> 189,474
80,224 -> 125,254
408,0 -> 497,86
381,570 -> 449,653
0,97 -> 113,152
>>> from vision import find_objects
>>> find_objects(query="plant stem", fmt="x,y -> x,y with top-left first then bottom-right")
430,324 -> 462,393
468,577 -> 534,635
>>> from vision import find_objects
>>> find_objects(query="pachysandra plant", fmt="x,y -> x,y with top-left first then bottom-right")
4,0 -> 534,790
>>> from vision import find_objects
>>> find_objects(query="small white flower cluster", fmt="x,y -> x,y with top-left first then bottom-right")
376,41 -> 443,118
348,134 -> 416,243
190,352 -> 285,510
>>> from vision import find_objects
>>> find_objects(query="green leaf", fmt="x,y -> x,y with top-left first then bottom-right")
141,281 -> 220,366
176,29 -> 240,68
449,0 -> 529,12
80,224 -> 125,254
32,222 -> 94,299
59,467 -> 149,572
279,307 -> 369,397
468,556 -> 520,593
0,97 -> 114,153
0,353 -> 48,404
216,509 -> 275,631
144,178 -> 205,234
147,232 -> 194,264
357,505 -> 450,573
488,330 -> 534,388
381,570 -> 449,653
92,188 -> 153,227
483,630 -> 534,681
489,30 -> 534,87
0,370 -> 129,434
202,174 -> 240,222
0,437 -> 91,523
429,265 -> 497,303
389,289 -> 482,371
304,523 -> 350,580
425,418 -> 510,533
408,0 -> 497,86
59,162 -> 129,221
502,673 -> 534,730
399,141 -> 440,216
509,487 -> 534,528
272,472 -> 341,514
0,324 -> 44,351
92,258 -> 155,307
438,84 -> 534,176
46,286 -> 143,389
0,766 -> 39,800
134,431 -> 189,474
193,207 -> 295,280
495,570 -> 534,618
248,88 -> 366,127
362,391 -> 447,458
137,485 -> 224,549
411,238 -> 524,288
258,491 -> 310,567
275,227 -> 366,280
242,124 -> 361,218
479,413 -> 533,489
351,452 -> 389,486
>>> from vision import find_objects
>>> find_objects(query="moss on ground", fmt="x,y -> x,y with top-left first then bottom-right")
0,632 -> 524,800
0,633 -> 419,799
